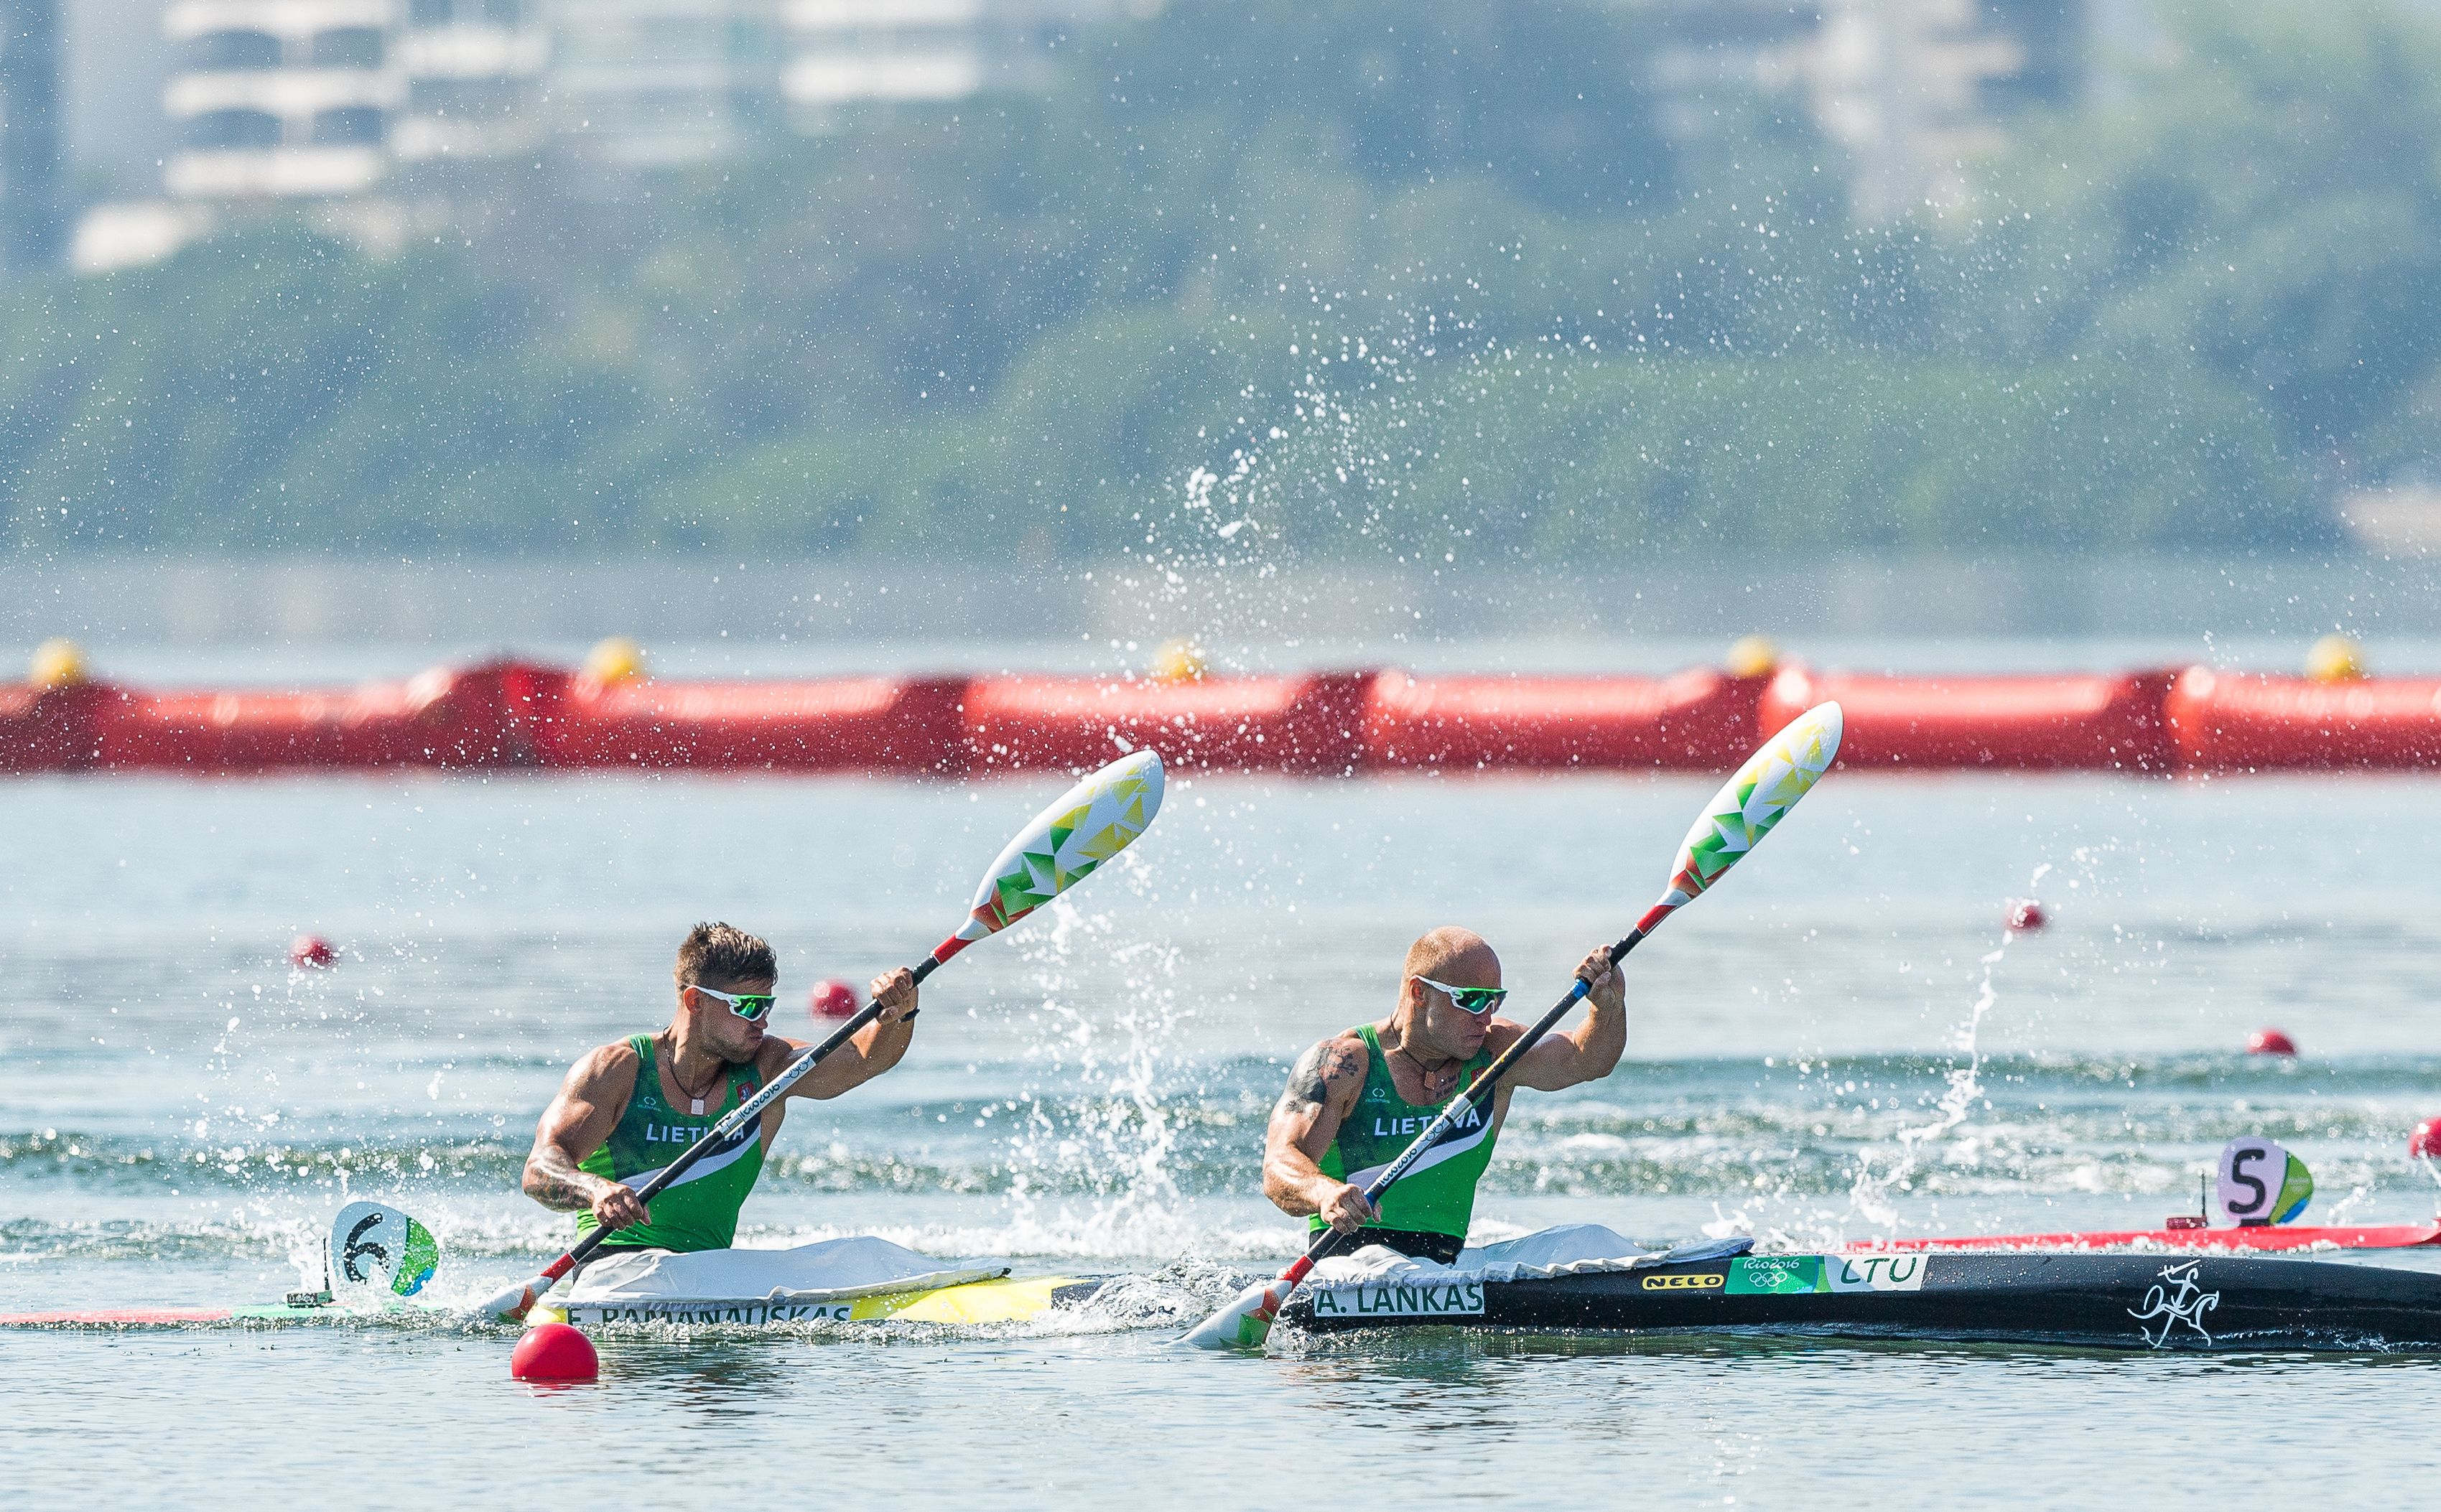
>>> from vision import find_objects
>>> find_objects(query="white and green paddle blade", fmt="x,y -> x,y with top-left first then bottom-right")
955,749 -> 1166,942
1663,702 -> 1841,906
1179,1277 -> 1288,1350
328,1201 -> 440,1299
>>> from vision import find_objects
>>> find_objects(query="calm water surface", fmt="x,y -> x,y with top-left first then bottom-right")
6,765 -> 2440,1503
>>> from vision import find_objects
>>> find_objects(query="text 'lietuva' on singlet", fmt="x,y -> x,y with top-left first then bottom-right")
574,1033 -> 767,1253
1312,1022 -> 1500,1245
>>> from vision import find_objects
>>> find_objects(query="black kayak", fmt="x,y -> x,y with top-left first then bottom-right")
1277,1250 -> 2441,1351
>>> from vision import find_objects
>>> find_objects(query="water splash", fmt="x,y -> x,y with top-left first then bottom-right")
1847,863 -> 2050,1231
997,854 -> 1198,1258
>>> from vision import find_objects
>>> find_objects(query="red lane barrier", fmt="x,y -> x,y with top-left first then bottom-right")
84,667 -> 502,774
1364,668 -> 1766,772
523,673 -> 970,773
21,658 -> 2441,777
964,673 -> 1371,774
2164,668 -> 2441,770
1759,666 -> 2177,773
0,684 -> 101,773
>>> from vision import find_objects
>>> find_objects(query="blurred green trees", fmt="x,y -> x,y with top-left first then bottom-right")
1,0 -> 2422,557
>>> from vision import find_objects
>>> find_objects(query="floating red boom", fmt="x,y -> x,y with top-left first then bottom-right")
6,659 -> 2441,776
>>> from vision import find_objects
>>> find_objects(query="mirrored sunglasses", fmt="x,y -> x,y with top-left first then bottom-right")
1415,975 -> 1507,1015
689,983 -> 776,1022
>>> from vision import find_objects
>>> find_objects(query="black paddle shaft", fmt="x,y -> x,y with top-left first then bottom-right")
559,952 -> 946,1273
1303,923 -> 1652,1268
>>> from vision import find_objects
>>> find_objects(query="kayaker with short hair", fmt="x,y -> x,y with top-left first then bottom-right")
520,921 -> 918,1254
1262,925 -> 1626,1264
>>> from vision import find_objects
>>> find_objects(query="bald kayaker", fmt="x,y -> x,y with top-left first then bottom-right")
520,922 -> 917,1256
1262,925 -> 1625,1264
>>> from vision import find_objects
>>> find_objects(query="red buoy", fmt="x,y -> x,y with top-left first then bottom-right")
2006,899 -> 2047,933
2412,1120 -> 2441,1159
809,979 -> 860,1019
2248,1027 -> 2297,1058
287,934 -> 336,969
511,1322 -> 598,1383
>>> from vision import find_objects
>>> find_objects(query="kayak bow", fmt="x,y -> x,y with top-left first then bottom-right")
0,1274 -> 1105,1331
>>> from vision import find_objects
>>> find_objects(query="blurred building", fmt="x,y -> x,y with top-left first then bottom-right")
117,0 -> 1092,204
159,0 -> 544,195
394,0 -> 547,165
783,0 -> 1077,131
1635,0 -> 2086,220
162,0 -> 398,197
547,0 -> 777,169
1797,0 -> 2087,219
73,0 -> 1089,264
1642,0 -> 1822,145
65,0 -> 178,197
79,0 -> 2086,266
1,0 -> 63,269
544,0 -> 1094,167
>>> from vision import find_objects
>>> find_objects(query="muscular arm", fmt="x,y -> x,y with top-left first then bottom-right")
1263,1035 -> 1370,1221
1505,945 -> 1628,1092
522,1043 -> 643,1214
780,966 -> 920,1101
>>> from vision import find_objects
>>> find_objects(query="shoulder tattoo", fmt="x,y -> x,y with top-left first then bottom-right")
1276,1038 -> 1360,1116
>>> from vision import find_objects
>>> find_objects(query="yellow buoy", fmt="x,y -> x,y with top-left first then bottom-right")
1725,634 -> 1780,678
2306,633 -> 2365,683
582,635 -> 646,686
29,638 -> 88,690
1148,636 -> 1208,682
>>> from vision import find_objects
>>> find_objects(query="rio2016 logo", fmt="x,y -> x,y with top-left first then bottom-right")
1743,1266 -> 1811,1293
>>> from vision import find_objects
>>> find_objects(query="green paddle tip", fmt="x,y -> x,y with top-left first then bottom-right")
1178,1278 -> 1281,1351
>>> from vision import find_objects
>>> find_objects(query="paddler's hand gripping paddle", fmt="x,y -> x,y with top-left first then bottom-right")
1179,703 -> 1843,1351
481,749 -> 1167,1322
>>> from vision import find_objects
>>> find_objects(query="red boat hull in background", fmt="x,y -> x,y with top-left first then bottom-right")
0,683 -> 98,772
1364,668 -> 1765,772
519,669 -> 968,774
10,658 -> 2441,775
2164,668 -> 2441,770
1759,665 -> 2178,773
1845,1222 -> 2441,1254
962,672 -> 1370,775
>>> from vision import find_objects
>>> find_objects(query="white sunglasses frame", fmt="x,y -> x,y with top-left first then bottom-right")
687,982 -> 777,1022
1413,974 -> 1508,1015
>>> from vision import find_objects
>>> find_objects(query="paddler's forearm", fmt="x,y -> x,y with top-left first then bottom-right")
799,1014 -> 919,1098
1566,989 -> 1627,1079
1261,1142 -> 1338,1218
523,1149 -> 618,1213
855,1015 -> 916,1075
1512,984 -> 1628,1090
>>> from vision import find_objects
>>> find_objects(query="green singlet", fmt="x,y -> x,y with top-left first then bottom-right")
574,1034 -> 767,1253
1311,1022 -> 1500,1249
